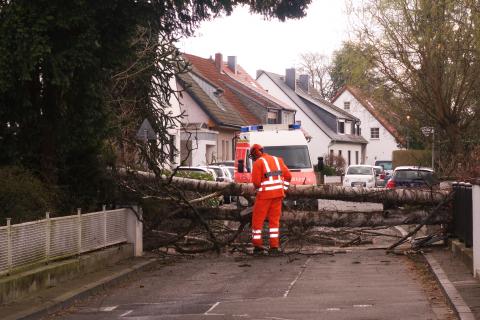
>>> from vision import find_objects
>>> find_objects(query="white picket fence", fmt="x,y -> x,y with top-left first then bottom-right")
0,208 -> 142,276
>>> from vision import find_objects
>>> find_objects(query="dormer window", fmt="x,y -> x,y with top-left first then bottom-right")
344,101 -> 350,110
267,110 -> 279,124
338,121 -> 345,134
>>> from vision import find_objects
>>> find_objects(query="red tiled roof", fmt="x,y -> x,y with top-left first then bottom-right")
332,85 -> 405,145
223,65 -> 294,112
182,53 -> 260,125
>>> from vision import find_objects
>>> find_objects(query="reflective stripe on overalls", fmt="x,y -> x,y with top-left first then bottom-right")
256,156 -> 283,192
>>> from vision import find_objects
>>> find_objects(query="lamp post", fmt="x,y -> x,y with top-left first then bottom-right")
421,126 -> 435,170
406,115 -> 410,149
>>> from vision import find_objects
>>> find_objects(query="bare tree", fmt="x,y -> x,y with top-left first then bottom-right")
298,52 -> 334,99
352,0 -> 480,173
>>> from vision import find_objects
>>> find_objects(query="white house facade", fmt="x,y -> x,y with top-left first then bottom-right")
257,69 -> 367,168
332,87 -> 404,165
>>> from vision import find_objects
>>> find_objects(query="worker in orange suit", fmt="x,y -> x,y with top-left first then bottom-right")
249,144 -> 292,255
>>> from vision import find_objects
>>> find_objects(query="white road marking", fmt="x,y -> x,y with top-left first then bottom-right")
326,308 -> 341,311
353,304 -> 373,308
283,256 -> 313,298
100,306 -> 118,312
265,317 -> 294,320
120,310 -> 133,317
204,301 -> 220,315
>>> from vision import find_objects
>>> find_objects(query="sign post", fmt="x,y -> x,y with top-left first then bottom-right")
421,127 -> 435,170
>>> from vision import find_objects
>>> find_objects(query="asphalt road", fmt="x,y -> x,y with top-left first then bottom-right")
50,249 -> 452,320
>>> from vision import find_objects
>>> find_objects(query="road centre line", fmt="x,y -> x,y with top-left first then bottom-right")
204,301 -> 220,315
283,256 -> 312,298
120,310 -> 133,317
100,306 -> 118,312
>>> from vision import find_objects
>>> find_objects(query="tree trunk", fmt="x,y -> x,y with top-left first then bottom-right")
175,206 -> 451,228
159,175 -> 450,206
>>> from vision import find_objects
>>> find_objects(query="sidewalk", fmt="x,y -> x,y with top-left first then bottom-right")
425,244 -> 480,320
0,256 -> 156,320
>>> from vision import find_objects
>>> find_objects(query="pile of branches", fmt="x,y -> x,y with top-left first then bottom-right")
118,170 -> 453,255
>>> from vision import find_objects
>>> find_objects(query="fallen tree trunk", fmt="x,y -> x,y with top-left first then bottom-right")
162,176 -> 450,206
178,206 -> 451,228
122,169 -> 451,206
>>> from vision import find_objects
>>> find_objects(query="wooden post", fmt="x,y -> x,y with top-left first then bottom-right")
45,212 -> 51,264
6,218 -> 12,274
103,205 -> 107,248
77,208 -> 82,255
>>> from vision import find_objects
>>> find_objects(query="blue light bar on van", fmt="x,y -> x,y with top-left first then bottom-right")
240,125 -> 264,132
289,123 -> 301,130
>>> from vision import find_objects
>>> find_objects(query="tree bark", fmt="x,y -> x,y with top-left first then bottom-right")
175,206 -> 451,228
159,175 -> 450,206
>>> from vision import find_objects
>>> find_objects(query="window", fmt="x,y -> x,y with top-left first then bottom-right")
355,151 -> 359,165
221,140 -> 225,160
356,125 -> 361,136
267,111 -> 278,124
338,150 -> 342,158
344,101 -> 350,110
348,150 -> 351,165
338,121 -> 345,134
226,141 -> 230,159
330,149 -> 334,165
169,135 -> 176,163
370,127 -> 380,139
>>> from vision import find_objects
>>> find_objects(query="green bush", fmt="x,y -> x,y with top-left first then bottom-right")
321,165 -> 337,176
0,166 -> 58,224
173,171 -> 215,181
392,150 -> 432,169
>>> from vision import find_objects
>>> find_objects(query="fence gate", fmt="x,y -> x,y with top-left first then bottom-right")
452,182 -> 473,247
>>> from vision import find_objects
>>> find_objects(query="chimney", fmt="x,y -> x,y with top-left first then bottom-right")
285,68 -> 296,90
214,53 -> 223,72
298,74 -> 310,93
227,56 -> 237,74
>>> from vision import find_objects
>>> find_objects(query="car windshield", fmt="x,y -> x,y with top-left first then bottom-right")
227,168 -> 234,177
263,145 -> 312,169
374,167 -> 383,175
209,167 -> 223,177
347,166 -> 372,175
395,169 -> 434,180
375,161 -> 393,170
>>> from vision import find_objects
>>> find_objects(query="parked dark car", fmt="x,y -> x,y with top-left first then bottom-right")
386,166 -> 439,189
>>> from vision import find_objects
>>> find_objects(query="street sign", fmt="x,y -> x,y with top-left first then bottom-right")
136,119 -> 157,141
421,126 -> 434,136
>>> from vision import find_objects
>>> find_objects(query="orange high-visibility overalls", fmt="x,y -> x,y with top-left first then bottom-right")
251,153 -> 292,249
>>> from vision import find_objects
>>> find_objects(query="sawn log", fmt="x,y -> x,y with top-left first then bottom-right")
184,206 -> 451,228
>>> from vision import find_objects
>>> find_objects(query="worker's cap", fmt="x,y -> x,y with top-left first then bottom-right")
249,144 -> 264,158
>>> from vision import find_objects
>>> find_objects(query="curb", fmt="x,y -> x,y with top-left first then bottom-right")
423,253 -> 476,320
5,258 -> 157,320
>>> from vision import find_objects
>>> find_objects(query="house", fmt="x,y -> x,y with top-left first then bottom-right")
256,68 -> 367,168
177,53 -> 295,166
332,86 -> 404,165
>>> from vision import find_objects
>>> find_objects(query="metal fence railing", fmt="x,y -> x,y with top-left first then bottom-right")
452,182 -> 473,247
0,208 -> 129,276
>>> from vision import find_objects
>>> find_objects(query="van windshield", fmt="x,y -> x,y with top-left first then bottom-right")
263,145 -> 312,169
375,161 -> 392,170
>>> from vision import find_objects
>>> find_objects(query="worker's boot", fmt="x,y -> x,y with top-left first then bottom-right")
252,247 -> 264,256
268,248 -> 282,256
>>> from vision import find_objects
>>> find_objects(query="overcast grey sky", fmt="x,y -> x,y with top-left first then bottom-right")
179,0 -> 353,78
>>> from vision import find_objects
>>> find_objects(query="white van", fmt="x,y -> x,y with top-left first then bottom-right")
234,124 -> 316,186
